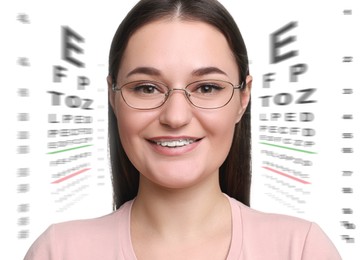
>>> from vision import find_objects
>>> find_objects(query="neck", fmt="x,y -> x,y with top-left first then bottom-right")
131,174 -> 230,240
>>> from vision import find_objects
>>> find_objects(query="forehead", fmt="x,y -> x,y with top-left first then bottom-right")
119,19 -> 238,81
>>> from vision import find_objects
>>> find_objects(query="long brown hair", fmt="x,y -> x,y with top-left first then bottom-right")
108,0 -> 251,210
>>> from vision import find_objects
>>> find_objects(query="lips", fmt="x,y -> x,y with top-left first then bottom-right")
147,136 -> 202,152
154,139 -> 196,148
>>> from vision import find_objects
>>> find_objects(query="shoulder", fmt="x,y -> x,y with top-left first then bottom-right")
231,197 -> 312,247
228,197 -> 342,259
24,200 -> 133,260
51,203 -> 127,237
237,199 -> 312,234
51,199 -> 131,242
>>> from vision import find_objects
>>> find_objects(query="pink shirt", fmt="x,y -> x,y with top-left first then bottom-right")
24,195 -> 341,259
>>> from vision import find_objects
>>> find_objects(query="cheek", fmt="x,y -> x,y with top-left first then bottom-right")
113,103 -> 142,155
199,104 -> 240,152
117,116 -> 134,146
115,110 -> 148,174
114,105 -> 158,162
114,103 -> 133,140
201,98 -> 242,135
214,116 -> 236,148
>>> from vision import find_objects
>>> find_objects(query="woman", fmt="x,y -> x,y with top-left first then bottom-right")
25,0 -> 341,259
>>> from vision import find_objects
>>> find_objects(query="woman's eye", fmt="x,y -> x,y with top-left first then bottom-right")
133,84 -> 159,94
196,84 -> 223,94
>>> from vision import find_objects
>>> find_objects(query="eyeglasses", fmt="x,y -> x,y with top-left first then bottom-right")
112,79 -> 244,110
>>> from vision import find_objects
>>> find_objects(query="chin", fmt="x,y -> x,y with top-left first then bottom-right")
143,166 -> 218,191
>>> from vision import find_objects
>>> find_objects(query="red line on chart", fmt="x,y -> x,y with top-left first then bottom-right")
51,168 -> 91,184
262,166 -> 311,184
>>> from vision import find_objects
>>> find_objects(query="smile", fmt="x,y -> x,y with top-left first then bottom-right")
148,136 -> 203,149
154,139 -> 196,148
147,136 -> 203,156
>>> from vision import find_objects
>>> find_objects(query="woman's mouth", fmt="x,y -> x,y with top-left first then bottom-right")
147,137 -> 203,155
153,139 -> 198,148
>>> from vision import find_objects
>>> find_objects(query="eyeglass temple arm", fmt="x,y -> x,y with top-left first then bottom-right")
237,70 -> 249,90
112,83 -> 119,92
235,81 -> 245,90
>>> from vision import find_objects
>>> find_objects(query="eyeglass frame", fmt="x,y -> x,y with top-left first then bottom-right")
111,79 -> 246,110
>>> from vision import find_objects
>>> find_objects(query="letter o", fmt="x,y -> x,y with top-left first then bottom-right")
65,95 -> 82,108
274,93 -> 293,105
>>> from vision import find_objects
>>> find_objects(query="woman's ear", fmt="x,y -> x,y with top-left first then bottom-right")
235,75 -> 252,124
107,75 -> 116,111
242,75 -> 252,110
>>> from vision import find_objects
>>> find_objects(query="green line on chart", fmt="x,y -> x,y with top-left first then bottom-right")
259,142 -> 317,154
47,144 -> 93,154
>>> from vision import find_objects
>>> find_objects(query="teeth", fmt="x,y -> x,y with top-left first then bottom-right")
156,139 -> 195,148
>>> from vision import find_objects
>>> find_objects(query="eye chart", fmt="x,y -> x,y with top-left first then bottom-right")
0,1 -> 124,259
236,1 -> 362,259
1,0 -> 361,259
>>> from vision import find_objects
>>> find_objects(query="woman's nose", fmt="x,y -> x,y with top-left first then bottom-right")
159,89 -> 193,129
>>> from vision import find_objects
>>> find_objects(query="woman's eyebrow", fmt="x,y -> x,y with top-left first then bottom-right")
126,66 -> 228,78
191,67 -> 228,77
126,67 -> 162,77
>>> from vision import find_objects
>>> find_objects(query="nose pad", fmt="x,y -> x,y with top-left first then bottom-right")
159,89 -> 193,128
166,89 -> 190,101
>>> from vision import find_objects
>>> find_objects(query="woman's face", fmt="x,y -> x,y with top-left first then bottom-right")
109,19 -> 251,189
